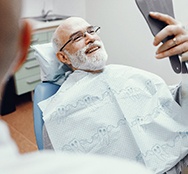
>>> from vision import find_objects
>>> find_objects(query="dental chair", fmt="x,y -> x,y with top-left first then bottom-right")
33,82 -> 60,149
32,43 -> 71,150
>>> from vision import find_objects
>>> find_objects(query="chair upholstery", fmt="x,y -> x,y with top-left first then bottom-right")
33,82 -> 60,150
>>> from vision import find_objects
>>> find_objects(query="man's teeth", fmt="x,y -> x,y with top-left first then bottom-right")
87,46 -> 99,53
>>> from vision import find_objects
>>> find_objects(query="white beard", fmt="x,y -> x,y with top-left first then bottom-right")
65,40 -> 108,71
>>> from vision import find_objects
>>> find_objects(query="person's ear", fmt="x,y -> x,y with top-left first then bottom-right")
56,51 -> 71,65
14,20 -> 32,72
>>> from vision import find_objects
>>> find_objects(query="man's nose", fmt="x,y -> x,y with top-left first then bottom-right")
84,32 -> 95,44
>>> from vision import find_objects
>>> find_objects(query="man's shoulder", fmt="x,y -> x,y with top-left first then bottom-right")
104,64 -> 144,74
104,64 -> 131,71
104,64 -> 165,83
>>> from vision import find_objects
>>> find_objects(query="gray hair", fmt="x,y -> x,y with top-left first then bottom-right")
51,31 -> 62,53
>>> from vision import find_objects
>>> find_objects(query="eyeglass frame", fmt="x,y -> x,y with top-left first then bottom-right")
59,26 -> 100,51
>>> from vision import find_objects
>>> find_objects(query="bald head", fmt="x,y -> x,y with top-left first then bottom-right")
0,0 -> 22,62
0,0 -> 22,83
52,17 -> 91,53
0,0 -> 31,102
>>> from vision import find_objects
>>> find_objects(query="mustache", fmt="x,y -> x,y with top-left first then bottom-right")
82,40 -> 103,53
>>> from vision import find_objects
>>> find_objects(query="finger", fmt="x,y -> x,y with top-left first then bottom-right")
156,34 -> 188,54
155,41 -> 188,59
149,12 -> 178,25
156,36 -> 178,53
181,51 -> 188,62
153,25 -> 186,46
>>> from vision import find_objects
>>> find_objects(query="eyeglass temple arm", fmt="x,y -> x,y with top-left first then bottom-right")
59,39 -> 72,51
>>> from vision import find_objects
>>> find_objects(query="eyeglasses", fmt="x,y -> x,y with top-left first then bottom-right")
59,26 -> 100,51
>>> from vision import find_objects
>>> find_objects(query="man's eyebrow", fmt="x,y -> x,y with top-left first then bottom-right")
69,31 -> 81,39
69,25 -> 93,39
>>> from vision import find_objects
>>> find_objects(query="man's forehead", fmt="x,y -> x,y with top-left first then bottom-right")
62,17 -> 90,33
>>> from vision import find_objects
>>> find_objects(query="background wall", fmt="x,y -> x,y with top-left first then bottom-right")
53,0 -> 86,18
22,0 -> 188,85
22,0 -> 53,17
22,0 -> 86,18
86,0 -> 188,85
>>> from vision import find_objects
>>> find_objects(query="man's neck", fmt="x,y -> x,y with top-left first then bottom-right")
73,67 -> 104,74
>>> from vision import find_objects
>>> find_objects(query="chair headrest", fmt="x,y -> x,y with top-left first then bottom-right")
31,43 -> 71,85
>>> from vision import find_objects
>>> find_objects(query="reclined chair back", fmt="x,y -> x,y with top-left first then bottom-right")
33,82 -> 60,150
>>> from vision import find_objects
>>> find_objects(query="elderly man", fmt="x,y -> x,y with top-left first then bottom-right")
39,13 -> 188,174
0,0 -> 157,174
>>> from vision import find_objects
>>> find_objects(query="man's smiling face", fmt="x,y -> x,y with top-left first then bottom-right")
57,17 -> 108,72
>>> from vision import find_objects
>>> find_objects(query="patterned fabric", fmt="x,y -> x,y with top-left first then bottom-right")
39,64 -> 188,174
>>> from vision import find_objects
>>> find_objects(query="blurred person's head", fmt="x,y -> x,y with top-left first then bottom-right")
0,0 -> 31,102
52,17 -> 108,72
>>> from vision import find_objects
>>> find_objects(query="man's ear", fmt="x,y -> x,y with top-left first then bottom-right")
56,51 -> 71,65
14,20 -> 32,72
